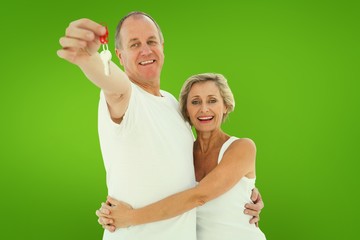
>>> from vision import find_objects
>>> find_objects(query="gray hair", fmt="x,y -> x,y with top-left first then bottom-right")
115,11 -> 164,50
179,73 -> 235,124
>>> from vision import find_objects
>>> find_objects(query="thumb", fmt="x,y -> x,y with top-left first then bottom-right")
107,196 -> 119,206
251,187 -> 259,202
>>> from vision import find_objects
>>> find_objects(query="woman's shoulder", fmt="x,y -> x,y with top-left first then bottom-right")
229,137 -> 256,154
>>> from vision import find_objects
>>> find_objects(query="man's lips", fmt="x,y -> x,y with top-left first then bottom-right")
139,60 -> 156,65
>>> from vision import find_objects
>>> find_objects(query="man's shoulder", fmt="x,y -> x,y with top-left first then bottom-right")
160,89 -> 176,98
160,90 -> 179,108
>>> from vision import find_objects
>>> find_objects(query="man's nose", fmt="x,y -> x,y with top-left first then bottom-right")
140,44 -> 152,55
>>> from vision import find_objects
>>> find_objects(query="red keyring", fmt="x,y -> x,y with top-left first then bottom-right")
99,25 -> 109,44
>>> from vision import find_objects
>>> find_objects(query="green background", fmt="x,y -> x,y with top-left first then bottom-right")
1,0 -> 359,239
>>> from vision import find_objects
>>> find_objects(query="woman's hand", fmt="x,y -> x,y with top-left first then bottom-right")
96,196 -> 134,232
244,187 -> 264,227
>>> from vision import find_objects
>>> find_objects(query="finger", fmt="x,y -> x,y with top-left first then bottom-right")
107,197 -> 134,209
249,216 -> 260,225
244,208 -> 260,217
251,188 -> 264,211
251,195 -> 264,210
101,202 -> 112,212
59,37 -> 87,49
245,202 -> 262,212
96,210 -> 109,218
71,18 -> 107,36
97,215 -> 114,225
98,217 -> 103,225
57,48 -> 77,62
100,206 -> 111,215
106,196 -> 119,206
103,224 -> 116,232
251,187 -> 259,202
100,217 -> 114,225
65,26 -> 96,42
68,18 -> 106,38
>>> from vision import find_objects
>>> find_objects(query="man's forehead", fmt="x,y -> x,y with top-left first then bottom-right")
128,35 -> 157,42
122,15 -> 157,32
121,17 -> 159,40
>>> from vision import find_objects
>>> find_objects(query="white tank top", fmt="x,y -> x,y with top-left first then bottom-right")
196,137 -> 266,240
98,83 -> 196,240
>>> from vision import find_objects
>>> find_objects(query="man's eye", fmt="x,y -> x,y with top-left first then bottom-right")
148,40 -> 157,45
130,43 -> 139,48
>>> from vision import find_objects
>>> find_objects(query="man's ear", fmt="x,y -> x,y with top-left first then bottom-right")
115,49 -> 123,66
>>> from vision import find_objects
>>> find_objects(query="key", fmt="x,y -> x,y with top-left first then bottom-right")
99,25 -> 111,76
100,47 -> 112,76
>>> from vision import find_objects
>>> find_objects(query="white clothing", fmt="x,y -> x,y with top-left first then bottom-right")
98,83 -> 196,240
196,137 -> 266,240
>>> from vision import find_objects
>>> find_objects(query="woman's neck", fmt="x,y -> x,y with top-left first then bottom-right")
195,130 -> 229,153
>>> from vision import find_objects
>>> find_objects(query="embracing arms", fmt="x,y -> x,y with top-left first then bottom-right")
97,138 -> 264,231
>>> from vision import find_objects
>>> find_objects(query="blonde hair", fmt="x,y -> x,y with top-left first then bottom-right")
179,73 -> 235,124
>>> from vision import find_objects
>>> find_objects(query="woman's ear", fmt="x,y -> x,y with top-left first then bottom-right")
224,106 -> 228,115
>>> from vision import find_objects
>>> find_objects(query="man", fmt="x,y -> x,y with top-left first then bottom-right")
58,11 -> 263,240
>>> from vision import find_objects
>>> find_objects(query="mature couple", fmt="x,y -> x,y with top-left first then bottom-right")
58,11 -> 266,240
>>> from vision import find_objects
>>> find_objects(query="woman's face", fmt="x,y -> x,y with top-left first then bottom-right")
186,81 -> 227,132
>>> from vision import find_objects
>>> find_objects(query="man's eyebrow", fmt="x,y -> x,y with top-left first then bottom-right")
148,36 -> 157,40
128,36 -> 158,43
128,38 -> 139,43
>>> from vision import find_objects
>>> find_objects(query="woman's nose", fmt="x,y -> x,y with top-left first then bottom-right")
200,103 -> 209,113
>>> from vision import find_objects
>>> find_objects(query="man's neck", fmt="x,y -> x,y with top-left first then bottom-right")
130,78 -> 162,96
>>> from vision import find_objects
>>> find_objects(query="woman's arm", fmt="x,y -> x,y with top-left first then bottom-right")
98,138 -> 257,229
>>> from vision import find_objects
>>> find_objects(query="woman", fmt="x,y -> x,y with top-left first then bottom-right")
97,73 -> 266,239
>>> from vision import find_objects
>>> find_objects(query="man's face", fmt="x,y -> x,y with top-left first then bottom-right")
116,16 -> 164,84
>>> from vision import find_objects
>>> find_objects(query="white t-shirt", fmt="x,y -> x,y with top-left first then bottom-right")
98,83 -> 196,240
196,137 -> 266,240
